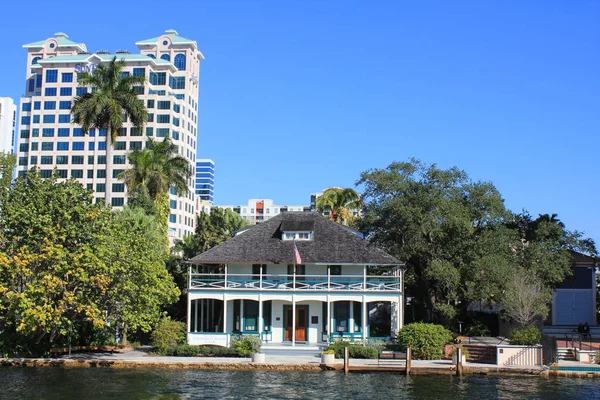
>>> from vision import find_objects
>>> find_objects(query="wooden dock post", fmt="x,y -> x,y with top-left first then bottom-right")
456,347 -> 463,376
344,346 -> 349,375
405,347 -> 411,375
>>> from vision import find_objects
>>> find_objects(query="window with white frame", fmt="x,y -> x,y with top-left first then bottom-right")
283,231 -> 312,241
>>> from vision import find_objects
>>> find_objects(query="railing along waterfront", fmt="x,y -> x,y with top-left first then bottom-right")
189,273 -> 401,292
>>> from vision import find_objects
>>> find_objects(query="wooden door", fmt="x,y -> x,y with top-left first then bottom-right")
284,306 -> 308,342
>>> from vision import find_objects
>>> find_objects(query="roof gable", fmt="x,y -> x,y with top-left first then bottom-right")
190,212 -> 400,265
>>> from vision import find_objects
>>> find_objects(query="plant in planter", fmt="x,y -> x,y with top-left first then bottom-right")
321,349 -> 335,364
232,335 -> 264,362
451,346 -> 470,364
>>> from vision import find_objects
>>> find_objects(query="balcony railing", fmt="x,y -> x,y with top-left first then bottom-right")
189,273 -> 401,292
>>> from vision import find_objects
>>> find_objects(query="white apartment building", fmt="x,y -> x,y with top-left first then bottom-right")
218,199 -> 310,224
0,97 -> 17,153
16,31 -> 203,240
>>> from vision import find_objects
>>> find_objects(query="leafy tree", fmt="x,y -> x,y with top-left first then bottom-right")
357,159 -> 509,322
500,269 -> 551,327
396,322 -> 453,360
0,169 -> 110,355
95,207 -> 180,344
119,136 -> 192,241
316,187 -> 361,225
71,56 -> 148,207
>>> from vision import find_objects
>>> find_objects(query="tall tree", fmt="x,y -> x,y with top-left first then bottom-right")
71,56 -> 148,207
316,187 -> 361,225
119,136 -> 192,239
357,159 -> 510,322
0,152 -> 15,208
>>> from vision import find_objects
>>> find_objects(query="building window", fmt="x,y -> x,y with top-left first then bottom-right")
96,183 -> 105,192
117,127 -> 126,136
146,127 -> 153,136
45,70 -> 58,83
98,142 -> 106,150
18,157 -> 28,166
40,170 -> 53,179
129,141 -> 142,150
58,128 -> 69,137
161,54 -> 170,61
31,142 -> 38,151
114,141 -> 126,150
112,183 -> 125,192
19,143 -> 28,152
33,115 -> 40,123
45,88 -> 57,96
171,131 -> 179,140
62,73 -> 73,82
149,72 -> 166,85
97,169 -> 106,178
56,155 -> 68,164
21,116 -> 30,125
30,156 -> 38,164
112,169 -> 123,178
173,118 -> 180,127
113,155 -> 126,164
72,142 -> 84,151
76,87 -> 87,96
147,113 -> 154,122
133,67 -> 145,77
169,76 -> 185,90
71,156 -> 84,164
130,127 -> 142,136
111,198 -> 124,207
33,101 -> 41,110
170,200 -> 176,209
173,104 -> 180,113
156,128 -> 169,137
87,170 -> 94,179
59,101 -> 71,109
42,128 -> 54,137
147,99 -> 154,108
58,114 -> 70,123
157,114 -> 170,123
73,128 -> 84,137
157,100 -> 170,109
43,101 -> 56,110
22,103 -> 31,112
88,142 -> 95,151
146,53 -> 156,59
31,56 -> 42,65
41,142 -> 54,151
169,214 -> 176,223
60,87 -> 72,96
174,53 -> 186,70
71,169 -> 83,178
57,170 -> 68,179
57,142 -> 69,151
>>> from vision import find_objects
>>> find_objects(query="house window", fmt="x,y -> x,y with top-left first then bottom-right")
330,265 -> 342,275
243,301 -> 258,332
252,264 -> 267,280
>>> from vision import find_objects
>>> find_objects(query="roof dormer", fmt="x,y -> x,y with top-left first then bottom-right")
281,220 -> 314,241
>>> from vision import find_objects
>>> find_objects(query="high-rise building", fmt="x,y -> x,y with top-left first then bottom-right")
195,158 -> 214,202
217,199 -> 310,224
16,30 -> 203,240
0,97 -> 17,153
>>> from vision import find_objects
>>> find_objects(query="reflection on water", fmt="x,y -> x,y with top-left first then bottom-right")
0,368 -> 598,399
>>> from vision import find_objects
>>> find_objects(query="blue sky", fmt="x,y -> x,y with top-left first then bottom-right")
1,0 -> 599,244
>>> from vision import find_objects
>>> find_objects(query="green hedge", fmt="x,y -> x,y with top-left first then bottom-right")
155,344 -> 243,357
326,342 -> 379,359
509,326 -> 541,346
396,322 -> 452,360
151,318 -> 186,351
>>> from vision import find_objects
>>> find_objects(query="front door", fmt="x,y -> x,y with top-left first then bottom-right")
284,305 -> 308,342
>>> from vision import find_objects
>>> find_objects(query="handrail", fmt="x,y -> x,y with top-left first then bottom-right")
190,273 -> 399,279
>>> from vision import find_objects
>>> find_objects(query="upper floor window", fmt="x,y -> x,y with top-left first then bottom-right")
283,232 -> 313,241
31,56 -> 42,65
133,68 -> 145,77
45,88 -> 57,96
60,87 -> 72,96
62,73 -> 73,83
161,54 -> 170,61
174,54 -> 186,70
149,72 -> 166,85
46,70 -> 58,83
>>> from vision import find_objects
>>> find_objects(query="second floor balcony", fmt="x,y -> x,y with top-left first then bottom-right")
189,272 -> 402,292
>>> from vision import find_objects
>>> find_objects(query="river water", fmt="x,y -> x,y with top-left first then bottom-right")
0,368 -> 598,399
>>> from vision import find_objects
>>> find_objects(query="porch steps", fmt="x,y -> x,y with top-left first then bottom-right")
557,347 -> 576,361
462,344 -> 496,364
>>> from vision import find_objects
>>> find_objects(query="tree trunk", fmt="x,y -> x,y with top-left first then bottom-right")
121,322 -> 128,346
105,124 -> 113,207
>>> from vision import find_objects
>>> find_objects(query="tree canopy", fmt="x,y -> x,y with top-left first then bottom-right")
316,187 -> 361,225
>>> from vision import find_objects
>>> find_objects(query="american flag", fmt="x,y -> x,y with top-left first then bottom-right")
293,239 -> 302,265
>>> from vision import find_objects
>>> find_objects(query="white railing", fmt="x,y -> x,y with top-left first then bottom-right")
189,273 -> 401,292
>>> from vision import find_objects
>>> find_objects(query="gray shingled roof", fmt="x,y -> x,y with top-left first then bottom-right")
189,212 -> 400,265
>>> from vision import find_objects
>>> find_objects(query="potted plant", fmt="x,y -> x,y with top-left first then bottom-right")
232,335 -> 265,363
451,346 -> 469,364
321,349 -> 335,364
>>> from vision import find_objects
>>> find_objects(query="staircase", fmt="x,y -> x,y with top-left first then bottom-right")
556,347 -> 576,361
462,344 -> 496,364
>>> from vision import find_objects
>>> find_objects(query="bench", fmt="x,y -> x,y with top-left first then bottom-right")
378,350 -> 406,365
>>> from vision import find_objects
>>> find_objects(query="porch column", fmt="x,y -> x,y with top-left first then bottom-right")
223,299 -> 228,333
258,296 -> 264,336
362,296 -> 367,342
292,295 -> 296,346
399,295 -> 404,330
326,296 -> 331,342
186,293 -> 192,337
240,299 -> 244,332
349,301 -> 354,335
195,299 -> 199,332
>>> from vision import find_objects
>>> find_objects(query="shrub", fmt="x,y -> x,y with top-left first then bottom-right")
151,318 -> 186,351
396,322 -> 453,360
466,320 -> 490,337
155,345 -> 245,357
231,335 -> 262,356
509,326 -> 541,345
325,342 -> 379,359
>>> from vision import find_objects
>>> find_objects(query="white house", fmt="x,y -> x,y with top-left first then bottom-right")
186,212 -> 403,347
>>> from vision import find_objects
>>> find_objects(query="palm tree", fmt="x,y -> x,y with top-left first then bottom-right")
316,187 -> 362,225
71,57 -> 147,207
119,136 -> 192,238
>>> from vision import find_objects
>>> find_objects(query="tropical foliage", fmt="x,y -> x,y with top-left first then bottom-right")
316,187 -> 361,225
0,169 -> 178,356
357,159 -> 596,326
71,56 -> 148,206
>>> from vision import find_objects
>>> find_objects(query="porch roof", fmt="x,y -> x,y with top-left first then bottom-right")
189,212 -> 401,266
